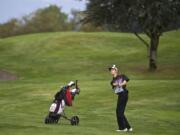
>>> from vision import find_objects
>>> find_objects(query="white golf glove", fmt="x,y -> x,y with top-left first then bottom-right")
68,81 -> 75,87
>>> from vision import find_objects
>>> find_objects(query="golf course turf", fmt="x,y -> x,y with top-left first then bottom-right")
0,31 -> 179,135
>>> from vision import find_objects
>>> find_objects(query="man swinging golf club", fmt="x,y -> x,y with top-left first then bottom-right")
109,65 -> 133,132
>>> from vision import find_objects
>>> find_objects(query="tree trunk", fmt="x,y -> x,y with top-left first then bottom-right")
149,34 -> 159,71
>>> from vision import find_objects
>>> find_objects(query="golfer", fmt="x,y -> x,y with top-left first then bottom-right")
109,65 -> 133,132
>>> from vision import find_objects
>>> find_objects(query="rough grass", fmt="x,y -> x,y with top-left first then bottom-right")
0,31 -> 179,135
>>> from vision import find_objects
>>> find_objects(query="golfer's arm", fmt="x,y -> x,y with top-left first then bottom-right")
113,80 -> 127,87
119,80 -> 127,87
112,83 -> 118,86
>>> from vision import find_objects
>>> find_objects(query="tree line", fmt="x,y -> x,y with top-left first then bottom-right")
0,5 -> 102,38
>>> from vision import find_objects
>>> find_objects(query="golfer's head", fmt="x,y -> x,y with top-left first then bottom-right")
109,65 -> 118,75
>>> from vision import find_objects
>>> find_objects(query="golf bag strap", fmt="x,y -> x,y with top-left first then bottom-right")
54,100 -> 61,113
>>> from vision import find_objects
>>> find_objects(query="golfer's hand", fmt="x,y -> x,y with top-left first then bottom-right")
113,83 -> 118,86
119,80 -> 127,86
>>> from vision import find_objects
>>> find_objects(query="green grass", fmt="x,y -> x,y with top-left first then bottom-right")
0,31 -> 180,135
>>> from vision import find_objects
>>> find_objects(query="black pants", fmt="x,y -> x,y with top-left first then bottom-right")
116,91 -> 131,130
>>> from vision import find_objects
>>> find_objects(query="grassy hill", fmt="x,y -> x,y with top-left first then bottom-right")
0,31 -> 180,135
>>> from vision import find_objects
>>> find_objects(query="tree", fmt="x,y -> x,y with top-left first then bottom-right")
0,5 -> 69,38
23,5 -> 68,33
69,9 -> 104,31
0,19 -> 19,38
85,0 -> 180,71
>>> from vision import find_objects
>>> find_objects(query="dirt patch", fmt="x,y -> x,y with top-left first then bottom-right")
0,70 -> 18,80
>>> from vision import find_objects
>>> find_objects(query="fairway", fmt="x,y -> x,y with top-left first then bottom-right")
0,31 -> 180,135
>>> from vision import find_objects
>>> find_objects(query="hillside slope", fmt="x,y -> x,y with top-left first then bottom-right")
0,31 -> 179,81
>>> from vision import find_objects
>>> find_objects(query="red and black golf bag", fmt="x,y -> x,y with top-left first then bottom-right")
45,80 -> 80,125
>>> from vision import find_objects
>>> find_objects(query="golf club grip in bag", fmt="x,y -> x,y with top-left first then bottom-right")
75,80 -> 78,87
75,80 -> 80,94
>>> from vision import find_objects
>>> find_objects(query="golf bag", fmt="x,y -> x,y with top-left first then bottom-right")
45,80 -> 80,125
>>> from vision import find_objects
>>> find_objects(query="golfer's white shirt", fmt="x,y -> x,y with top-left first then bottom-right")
114,87 -> 124,94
